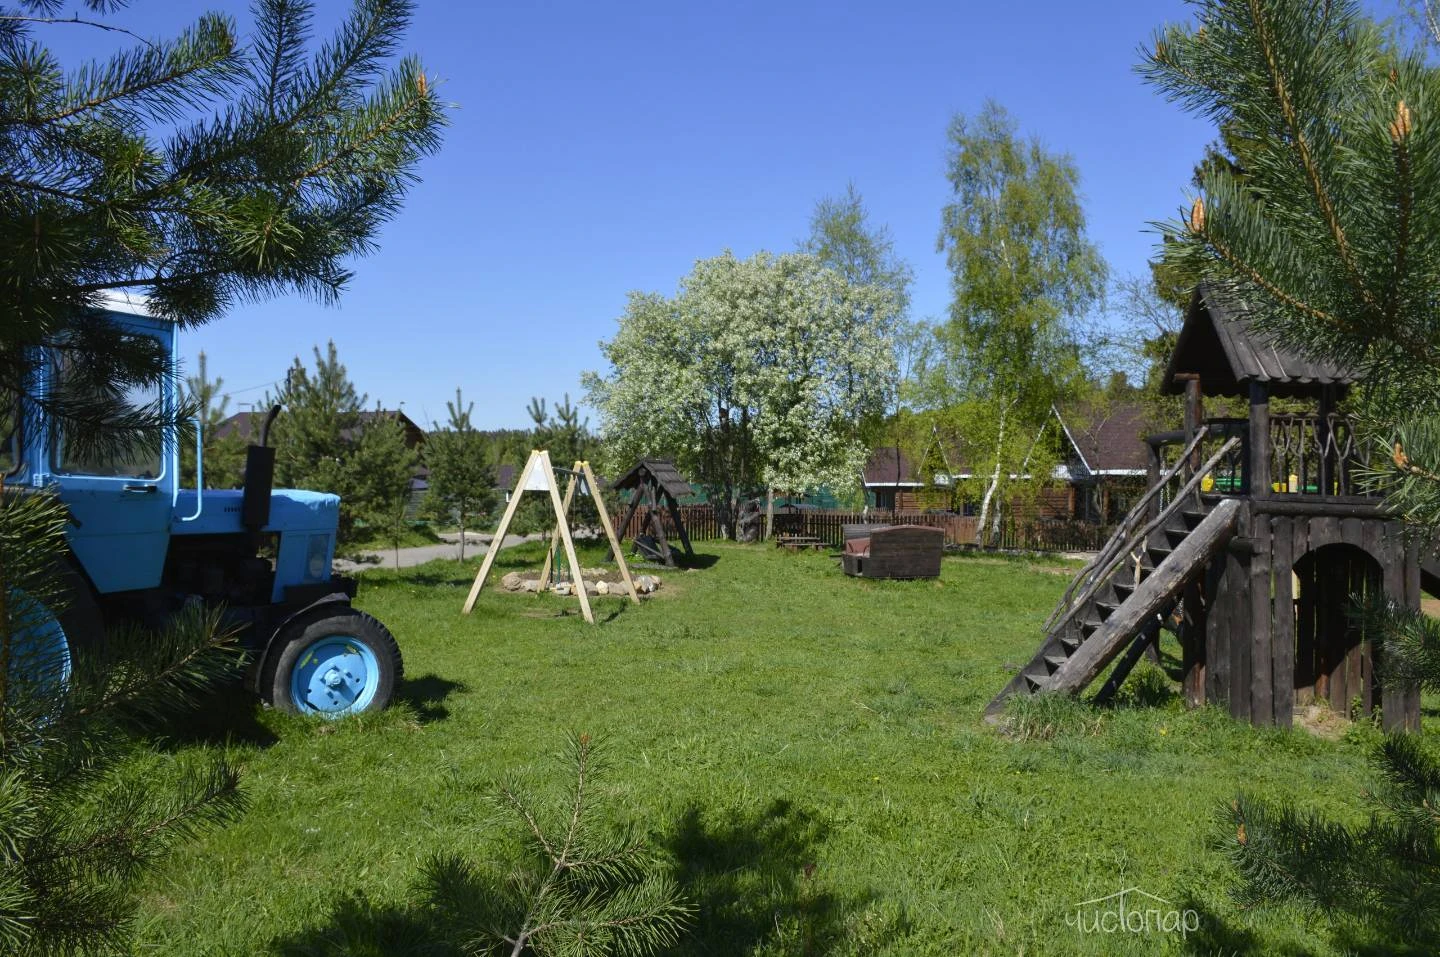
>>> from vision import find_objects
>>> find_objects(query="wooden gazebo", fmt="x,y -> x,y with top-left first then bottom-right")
611,459 -> 695,566
991,283 -> 1422,731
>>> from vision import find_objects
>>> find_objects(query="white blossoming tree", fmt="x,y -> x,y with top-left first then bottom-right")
583,251 -> 898,536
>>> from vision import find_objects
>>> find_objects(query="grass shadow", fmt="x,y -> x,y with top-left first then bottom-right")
664,798 -> 858,955
267,890 -> 460,957
395,673 -> 467,724
147,679 -> 279,750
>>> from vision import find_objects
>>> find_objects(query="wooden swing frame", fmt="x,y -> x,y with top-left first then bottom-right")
461,450 -> 640,623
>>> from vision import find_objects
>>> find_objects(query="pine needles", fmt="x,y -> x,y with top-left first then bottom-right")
421,733 -> 693,957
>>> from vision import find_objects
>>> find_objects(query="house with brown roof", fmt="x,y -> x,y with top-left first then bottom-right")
863,401 -> 1156,522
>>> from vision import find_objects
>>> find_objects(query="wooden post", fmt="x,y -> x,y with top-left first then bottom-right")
580,461 -> 642,605
538,471 -> 579,590
463,450 -> 541,614
1145,443 -> 1161,523
1249,381 -> 1271,498
1180,374 -> 1203,476
1248,517 -> 1273,725
1316,384 -> 1334,496
1271,515 -> 1295,727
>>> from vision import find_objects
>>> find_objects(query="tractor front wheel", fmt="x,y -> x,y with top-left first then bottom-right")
266,610 -> 402,717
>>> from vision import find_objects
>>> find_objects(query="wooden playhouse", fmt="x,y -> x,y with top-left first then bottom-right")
990,284 -> 1423,731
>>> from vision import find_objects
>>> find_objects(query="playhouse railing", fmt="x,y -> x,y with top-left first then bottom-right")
1265,413 -> 1374,498
1044,426 -> 1213,631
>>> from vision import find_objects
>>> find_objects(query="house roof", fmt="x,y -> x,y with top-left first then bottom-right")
1055,402 -> 1152,475
215,409 -> 426,445
862,446 -> 923,487
1163,283 -> 1356,398
611,459 -> 694,500
495,463 -> 517,491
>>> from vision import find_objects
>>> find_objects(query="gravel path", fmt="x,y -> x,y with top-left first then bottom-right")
334,531 -> 542,572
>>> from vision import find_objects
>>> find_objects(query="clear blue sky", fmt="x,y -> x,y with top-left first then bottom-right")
54,1 -> 1260,428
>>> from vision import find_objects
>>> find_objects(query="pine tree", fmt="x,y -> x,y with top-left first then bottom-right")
182,351 -> 246,489
1142,1 -> 1440,947
421,733 -> 693,956
0,1 -> 443,951
347,404 -> 419,546
425,389 -> 497,561
265,341 -> 366,537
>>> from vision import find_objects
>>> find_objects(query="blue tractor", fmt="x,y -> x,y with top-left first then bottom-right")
3,299 -> 402,717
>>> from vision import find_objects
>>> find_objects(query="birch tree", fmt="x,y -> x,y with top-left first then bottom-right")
934,101 -> 1106,543
584,251 -> 896,536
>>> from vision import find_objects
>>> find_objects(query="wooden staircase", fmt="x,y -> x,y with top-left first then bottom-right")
986,431 -> 1243,717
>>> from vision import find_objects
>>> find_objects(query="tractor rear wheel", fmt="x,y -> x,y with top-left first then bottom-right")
266,610 -> 402,717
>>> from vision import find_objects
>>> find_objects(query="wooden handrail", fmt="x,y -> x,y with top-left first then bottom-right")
1044,436 -> 1242,638
1044,426 -> 1210,629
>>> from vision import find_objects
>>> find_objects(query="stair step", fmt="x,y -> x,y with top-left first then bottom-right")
1060,633 -> 1082,650
1023,673 -> 1046,692
1148,544 -> 1174,562
1095,601 -> 1119,619
1080,619 -> 1103,636
1044,654 -> 1068,671
1164,526 -> 1190,542
1182,509 -> 1209,527
1113,582 -> 1135,598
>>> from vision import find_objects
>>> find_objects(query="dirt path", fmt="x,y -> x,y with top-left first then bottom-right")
335,531 -> 542,572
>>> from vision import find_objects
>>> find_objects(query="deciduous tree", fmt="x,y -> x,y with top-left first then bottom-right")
929,101 -> 1106,543
584,251 -> 897,536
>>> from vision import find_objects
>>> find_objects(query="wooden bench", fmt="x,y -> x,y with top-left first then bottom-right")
841,524 -> 943,579
776,534 -> 826,551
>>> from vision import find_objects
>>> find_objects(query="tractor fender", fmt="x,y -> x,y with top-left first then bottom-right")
248,592 -> 356,694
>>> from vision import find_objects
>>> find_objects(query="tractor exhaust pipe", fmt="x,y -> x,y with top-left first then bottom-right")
242,404 -> 281,532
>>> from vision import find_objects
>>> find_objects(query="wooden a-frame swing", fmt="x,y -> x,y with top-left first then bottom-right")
461,450 -> 640,623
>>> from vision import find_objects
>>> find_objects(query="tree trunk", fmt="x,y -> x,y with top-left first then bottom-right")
974,405 -> 1008,546
765,486 -> 774,541
458,513 -> 466,562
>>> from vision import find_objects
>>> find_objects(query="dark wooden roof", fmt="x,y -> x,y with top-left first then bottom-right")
216,408 -> 427,447
1162,283 -> 1356,398
862,447 -> 921,487
1056,402 -> 1152,474
611,459 -> 694,500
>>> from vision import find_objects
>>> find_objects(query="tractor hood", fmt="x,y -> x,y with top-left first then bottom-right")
172,488 -> 341,536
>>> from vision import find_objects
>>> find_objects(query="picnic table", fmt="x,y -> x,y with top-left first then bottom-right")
776,534 -> 826,551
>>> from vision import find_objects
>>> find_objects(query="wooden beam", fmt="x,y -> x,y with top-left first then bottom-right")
581,461 -> 642,605
463,450 -> 540,614
1271,515 -> 1295,727
538,471 -> 579,590
1048,498 -> 1242,693
1249,380 -> 1271,498
543,451 -> 593,624
1248,516 -> 1273,725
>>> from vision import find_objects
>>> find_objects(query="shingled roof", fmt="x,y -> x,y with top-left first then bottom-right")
862,447 -> 922,487
611,459 -> 694,501
1056,402 -> 1152,475
1163,283 -> 1356,398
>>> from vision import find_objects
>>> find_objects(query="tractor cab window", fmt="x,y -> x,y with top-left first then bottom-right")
0,411 -> 16,476
49,356 -> 164,479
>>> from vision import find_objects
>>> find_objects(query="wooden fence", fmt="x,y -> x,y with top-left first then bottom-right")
611,505 -> 1114,553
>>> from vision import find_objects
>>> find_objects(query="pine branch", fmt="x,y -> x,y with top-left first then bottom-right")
0,12 -> 156,49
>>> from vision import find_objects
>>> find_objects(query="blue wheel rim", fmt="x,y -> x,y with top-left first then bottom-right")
7,589 -> 72,703
289,635 -> 380,717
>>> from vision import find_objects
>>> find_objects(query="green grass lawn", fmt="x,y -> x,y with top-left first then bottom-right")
131,542 -> 1427,955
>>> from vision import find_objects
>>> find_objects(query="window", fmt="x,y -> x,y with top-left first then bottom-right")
0,408 -> 16,475
49,355 -> 164,479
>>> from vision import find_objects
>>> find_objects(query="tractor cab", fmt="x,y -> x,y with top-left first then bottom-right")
3,298 -> 402,717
